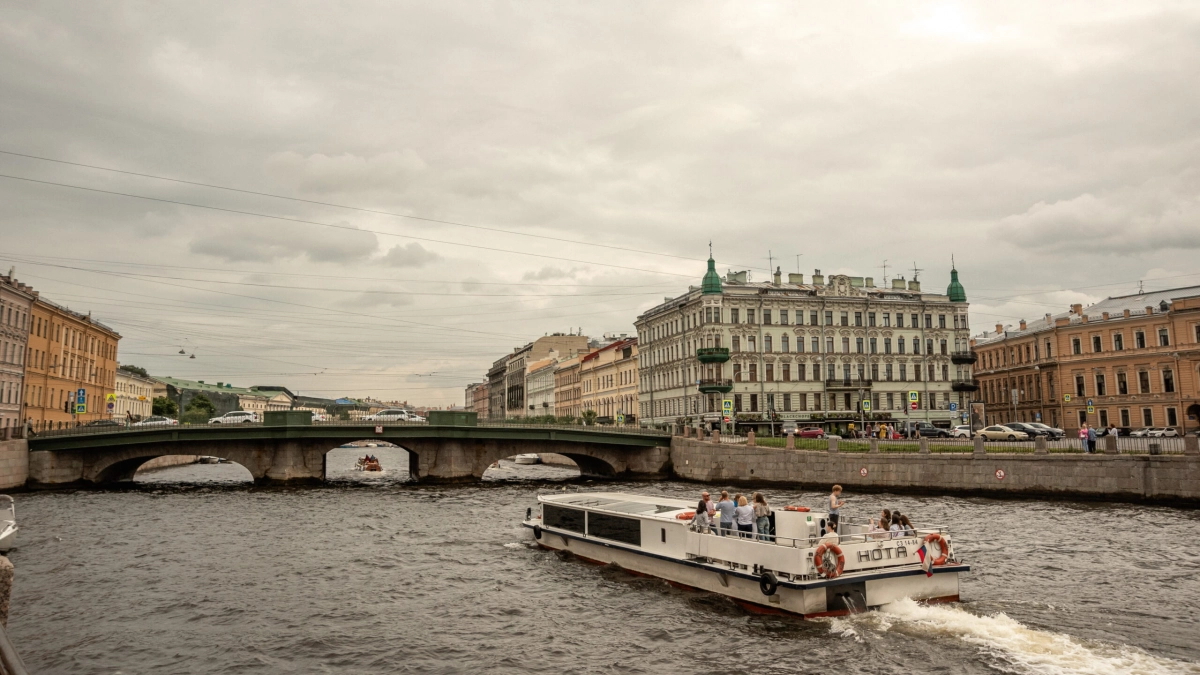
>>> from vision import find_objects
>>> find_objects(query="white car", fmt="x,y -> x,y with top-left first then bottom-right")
1145,427 -> 1178,437
977,425 -> 1029,441
208,410 -> 259,424
951,425 -> 973,439
364,409 -> 413,422
310,412 -> 329,422
408,414 -> 426,423
1129,428 -> 1153,437
132,416 -> 178,427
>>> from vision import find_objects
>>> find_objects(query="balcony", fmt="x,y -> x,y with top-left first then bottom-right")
698,378 -> 734,394
825,379 -> 873,389
951,379 -> 980,392
950,351 -> 978,365
696,347 -> 731,364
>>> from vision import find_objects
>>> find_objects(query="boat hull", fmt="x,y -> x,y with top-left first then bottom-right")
526,523 -> 963,618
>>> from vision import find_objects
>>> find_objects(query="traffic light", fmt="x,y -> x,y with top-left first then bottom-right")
64,399 -> 72,413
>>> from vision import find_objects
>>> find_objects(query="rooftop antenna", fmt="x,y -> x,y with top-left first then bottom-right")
795,254 -> 802,274
1138,280 -> 1144,295
879,260 -> 889,284
911,261 -> 924,282
767,250 -> 774,273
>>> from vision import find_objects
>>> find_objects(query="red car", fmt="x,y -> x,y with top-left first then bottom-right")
796,427 -> 825,438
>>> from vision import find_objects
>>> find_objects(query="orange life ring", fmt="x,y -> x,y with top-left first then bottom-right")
813,542 -> 845,578
784,506 -> 810,512
924,533 -> 949,565
676,511 -> 696,520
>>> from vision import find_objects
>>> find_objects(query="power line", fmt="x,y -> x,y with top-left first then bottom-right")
0,148 -> 768,272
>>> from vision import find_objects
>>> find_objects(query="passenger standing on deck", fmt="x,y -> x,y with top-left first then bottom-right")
752,492 -> 771,541
716,491 -> 736,536
828,485 -> 846,531
698,491 -> 717,535
734,496 -> 755,538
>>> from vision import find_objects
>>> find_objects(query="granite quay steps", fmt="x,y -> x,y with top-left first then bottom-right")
668,435 -> 1200,506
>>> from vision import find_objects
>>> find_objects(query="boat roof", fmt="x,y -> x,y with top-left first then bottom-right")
539,492 -> 697,520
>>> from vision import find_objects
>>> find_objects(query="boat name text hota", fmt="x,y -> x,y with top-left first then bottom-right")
856,539 -> 920,562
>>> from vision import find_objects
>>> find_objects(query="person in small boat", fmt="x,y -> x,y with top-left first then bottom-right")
734,496 -> 755,538
828,485 -> 846,531
752,492 -> 771,541
869,509 -> 892,539
716,491 -> 736,536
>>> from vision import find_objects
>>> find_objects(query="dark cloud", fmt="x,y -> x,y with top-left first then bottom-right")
380,242 -> 441,268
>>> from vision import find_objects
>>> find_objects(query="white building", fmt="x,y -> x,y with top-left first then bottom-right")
635,257 -> 973,433
114,369 -> 155,420
525,355 -> 559,416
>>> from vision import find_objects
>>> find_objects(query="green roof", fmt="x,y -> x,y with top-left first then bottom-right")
946,267 -> 967,302
701,256 -> 723,295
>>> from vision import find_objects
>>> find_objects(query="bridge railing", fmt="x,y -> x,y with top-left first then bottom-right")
28,418 -> 672,440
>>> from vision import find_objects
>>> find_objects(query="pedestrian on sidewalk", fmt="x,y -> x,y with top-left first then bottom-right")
1079,423 -> 1091,453
1087,424 -> 1097,453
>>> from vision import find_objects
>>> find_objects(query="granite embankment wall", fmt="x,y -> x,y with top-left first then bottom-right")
669,438 -> 1200,505
0,440 -> 28,491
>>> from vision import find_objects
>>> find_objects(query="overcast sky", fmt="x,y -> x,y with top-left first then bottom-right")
2,1 -> 1198,405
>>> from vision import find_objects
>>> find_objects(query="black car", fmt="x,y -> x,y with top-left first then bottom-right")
912,422 -> 951,438
1006,423 -> 1052,438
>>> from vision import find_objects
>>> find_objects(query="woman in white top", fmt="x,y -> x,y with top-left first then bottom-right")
869,509 -> 892,540
734,496 -> 756,538
889,513 -> 903,538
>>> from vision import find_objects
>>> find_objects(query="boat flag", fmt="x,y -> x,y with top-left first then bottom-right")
916,545 -> 933,577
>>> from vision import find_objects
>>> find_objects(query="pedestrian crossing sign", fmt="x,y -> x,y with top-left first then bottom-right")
1087,405 -> 1095,414
106,393 -> 116,402
722,399 -> 733,415
862,400 -> 871,412
75,403 -> 86,414
616,413 -> 625,423
1064,394 -> 1071,402
908,391 -> 919,403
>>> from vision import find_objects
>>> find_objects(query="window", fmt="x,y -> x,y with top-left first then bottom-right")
869,337 -> 877,353
1196,324 -> 1200,342
763,310 -> 771,325
750,394 -> 759,412
842,337 -> 850,353
871,364 -> 879,380
734,394 -> 742,412
1099,409 -> 1109,427
732,336 -> 740,352
1075,375 -> 1086,397
1117,372 -> 1128,395
927,339 -> 934,355
899,364 -> 907,381
811,337 -> 819,352
782,364 -> 790,381
1072,338 -> 1082,355
883,314 -> 891,327
798,364 -> 806,381
764,335 -> 772,352
1135,331 -> 1145,349
1142,408 -> 1153,426
1092,336 -> 1101,353
912,314 -> 919,327
868,313 -> 876,327
1158,328 -> 1169,346
733,364 -> 742,382
886,393 -> 894,409
1163,369 -> 1175,393
1096,374 -> 1106,396
839,311 -> 848,326
856,337 -> 864,353
588,512 -> 642,546
895,314 -> 903,328
825,337 -> 834,353
1078,410 -> 1088,428
1120,409 -> 1130,427
825,311 -> 833,325
731,309 -> 740,324
854,312 -> 862,326
898,337 -> 906,354
749,364 -> 758,382
543,505 -> 585,533
810,311 -> 818,325
884,338 -> 893,354
1167,407 -> 1178,427
780,310 -> 788,325
938,315 -> 946,328
765,364 -> 774,382
746,310 -> 755,324
1138,371 -> 1151,394
781,335 -> 789,352
783,393 -> 792,411
827,363 -> 836,380
1114,333 -> 1124,351
925,314 -> 932,328
1046,340 -> 1053,358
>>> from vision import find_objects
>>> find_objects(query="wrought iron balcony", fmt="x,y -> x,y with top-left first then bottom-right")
825,379 -> 873,388
951,379 -> 980,392
697,378 -> 734,394
696,347 -> 731,363
950,351 -> 978,365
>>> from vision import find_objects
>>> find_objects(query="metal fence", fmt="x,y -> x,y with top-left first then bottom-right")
707,434 -> 1196,455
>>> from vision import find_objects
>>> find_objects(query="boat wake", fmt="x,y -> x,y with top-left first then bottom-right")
835,598 -> 1198,675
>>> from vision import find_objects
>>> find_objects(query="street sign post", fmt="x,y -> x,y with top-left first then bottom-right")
1087,405 -> 1095,414
616,413 -> 625,424
908,391 -> 919,403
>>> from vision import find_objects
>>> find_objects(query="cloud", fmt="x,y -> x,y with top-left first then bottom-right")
380,242 -> 441,267
188,221 -> 378,263
522,266 -> 579,281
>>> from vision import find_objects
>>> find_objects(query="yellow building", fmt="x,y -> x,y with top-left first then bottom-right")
580,338 -> 639,424
25,297 -> 121,430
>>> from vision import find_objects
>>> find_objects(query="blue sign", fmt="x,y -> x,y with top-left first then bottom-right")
1087,398 -> 1094,406
949,402 -> 958,412
76,388 -> 86,404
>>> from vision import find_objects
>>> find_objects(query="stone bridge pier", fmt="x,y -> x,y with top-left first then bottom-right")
27,436 -> 673,486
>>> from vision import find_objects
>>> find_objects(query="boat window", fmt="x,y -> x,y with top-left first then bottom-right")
587,512 -> 642,546
543,505 -> 585,533
559,497 -> 621,507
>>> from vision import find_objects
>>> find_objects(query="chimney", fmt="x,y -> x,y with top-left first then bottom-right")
995,323 -> 1004,334
865,277 -> 874,288
1044,313 -> 1052,323
812,269 -> 824,286
788,273 -> 805,284
908,279 -> 921,292
773,266 -> 782,285
1081,315 -> 1089,324
1071,303 -> 1083,315
892,277 -> 906,290
1019,320 -> 1027,330
1102,312 -> 1110,320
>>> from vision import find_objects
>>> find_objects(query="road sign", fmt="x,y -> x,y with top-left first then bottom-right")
862,400 -> 872,413
908,391 -> 919,403
910,402 -> 918,410
722,399 -> 733,415
75,403 -> 86,414
1036,412 -> 1042,421
76,388 -> 86,404
962,412 -> 970,422
949,402 -> 958,412
859,467 -> 868,477
1087,405 -> 1095,414
995,469 -> 1006,481
616,413 -> 625,424
106,402 -> 115,412
1064,394 -> 1072,402
1011,388 -> 1019,406
1087,398 -> 1094,406
106,393 -> 116,402
374,425 -> 383,434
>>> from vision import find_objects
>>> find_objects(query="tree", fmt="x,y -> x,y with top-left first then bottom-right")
152,396 -> 178,416
582,409 -> 597,426
185,394 -> 216,416
118,364 -> 149,378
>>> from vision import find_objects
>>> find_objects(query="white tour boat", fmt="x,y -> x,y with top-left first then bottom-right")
0,495 -> 16,554
523,491 -> 969,618
514,454 -> 542,465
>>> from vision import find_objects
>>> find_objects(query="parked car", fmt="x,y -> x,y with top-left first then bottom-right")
951,425 -> 973,439
208,410 -> 258,424
364,409 -> 412,421
796,427 -> 825,438
408,414 -> 427,423
1006,422 -> 1053,439
1145,427 -> 1179,437
912,422 -> 951,438
132,416 -> 178,427
977,425 -> 1029,441
84,419 -> 122,427
309,412 -> 328,422
1025,422 -> 1064,439
1129,427 -> 1153,437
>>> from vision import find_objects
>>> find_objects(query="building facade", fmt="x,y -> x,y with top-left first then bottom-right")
525,356 -> 558,416
25,297 -> 121,429
635,257 -> 972,432
487,357 -> 507,419
0,274 -> 34,431
114,369 -> 155,420
553,355 -> 585,420
579,337 -> 638,423
499,334 -> 590,419
971,287 -> 1200,433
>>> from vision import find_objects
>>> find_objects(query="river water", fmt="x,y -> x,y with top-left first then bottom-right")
8,446 -> 1200,674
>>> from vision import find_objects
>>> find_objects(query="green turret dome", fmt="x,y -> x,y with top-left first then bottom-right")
946,267 -> 966,302
701,256 -> 723,295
